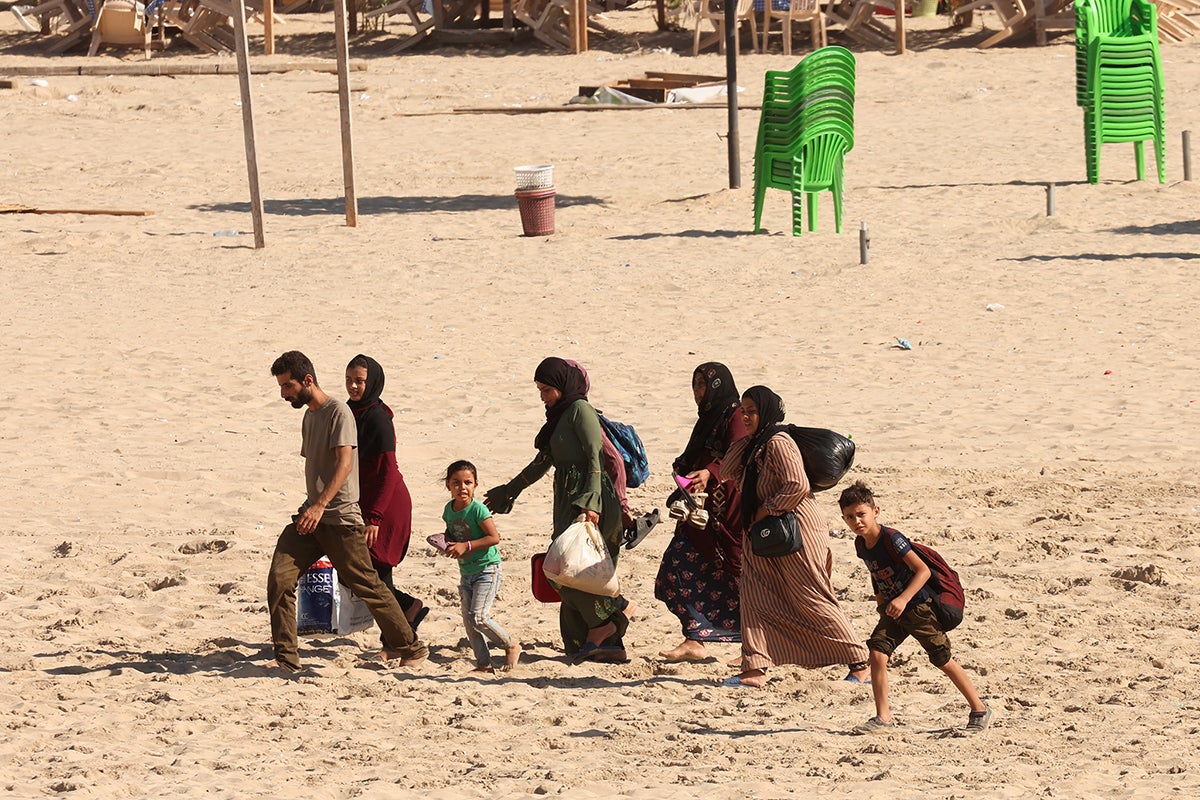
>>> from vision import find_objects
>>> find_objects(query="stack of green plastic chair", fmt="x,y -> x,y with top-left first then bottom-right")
753,45 -> 856,235
1075,0 -> 1165,183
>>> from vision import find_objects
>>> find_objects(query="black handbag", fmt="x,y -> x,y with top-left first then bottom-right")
749,512 -> 804,558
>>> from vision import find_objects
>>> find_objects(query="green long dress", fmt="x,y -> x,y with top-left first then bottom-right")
506,399 -> 629,654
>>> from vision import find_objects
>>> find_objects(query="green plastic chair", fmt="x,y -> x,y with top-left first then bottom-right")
1082,28 -> 1164,182
1075,0 -> 1164,183
753,45 -> 855,234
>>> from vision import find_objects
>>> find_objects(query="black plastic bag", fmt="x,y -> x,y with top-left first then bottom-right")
784,425 -> 856,493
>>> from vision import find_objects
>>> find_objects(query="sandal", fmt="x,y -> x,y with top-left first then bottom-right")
623,509 -> 661,550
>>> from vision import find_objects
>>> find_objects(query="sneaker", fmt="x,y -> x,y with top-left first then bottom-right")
853,716 -> 895,734
965,705 -> 993,732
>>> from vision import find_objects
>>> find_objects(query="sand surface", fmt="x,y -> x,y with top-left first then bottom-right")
2,6 -> 1199,798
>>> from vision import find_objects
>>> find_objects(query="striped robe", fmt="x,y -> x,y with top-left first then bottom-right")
723,432 -> 869,671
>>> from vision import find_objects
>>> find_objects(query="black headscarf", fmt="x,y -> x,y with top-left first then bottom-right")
533,357 -> 590,452
739,385 -> 788,527
346,354 -> 395,457
674,362 -> 740,474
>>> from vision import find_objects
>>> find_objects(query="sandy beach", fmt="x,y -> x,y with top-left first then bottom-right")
2,5 -> 1199,797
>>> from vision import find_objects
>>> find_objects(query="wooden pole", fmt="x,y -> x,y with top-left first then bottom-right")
894,0 -> 906,54
233,0 -> 266,248
570,0 -> 587,53
1183,130 -> 1192,181
333,0 -> 359,227
264,0 -> 275,55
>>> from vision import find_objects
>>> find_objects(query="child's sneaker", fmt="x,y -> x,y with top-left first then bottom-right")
853,716 -> 895,734
965,705 -> 993,732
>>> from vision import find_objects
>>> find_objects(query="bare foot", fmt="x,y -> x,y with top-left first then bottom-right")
469,666 -> 495,675
623,601 -> 639,622
735,669 -> 768,687
658,640 -> 707,662
405,598 -> 425,625
585,620 -> 618,648
590,647 -> 627,663
503,643 -> 522,670
728,655 -> 745,668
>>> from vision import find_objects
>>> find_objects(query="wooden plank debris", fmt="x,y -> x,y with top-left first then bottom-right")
578,71 -> 727,103
0,205 -> 155,215
0,61 -> 367,78
1158,0 -> 1200,42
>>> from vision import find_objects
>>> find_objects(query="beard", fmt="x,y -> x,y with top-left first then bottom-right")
289,386 -> 314,409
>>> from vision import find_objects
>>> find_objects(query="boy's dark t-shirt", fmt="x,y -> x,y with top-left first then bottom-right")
854,525 -> 932,613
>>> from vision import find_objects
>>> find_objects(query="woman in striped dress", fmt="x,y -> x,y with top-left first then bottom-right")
720,385 -> 870,688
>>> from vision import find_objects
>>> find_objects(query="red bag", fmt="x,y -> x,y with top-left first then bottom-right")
884,534 -> 965,631
530,552 -> 561,603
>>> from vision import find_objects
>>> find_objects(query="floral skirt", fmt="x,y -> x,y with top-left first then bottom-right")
654,533 -> 741,642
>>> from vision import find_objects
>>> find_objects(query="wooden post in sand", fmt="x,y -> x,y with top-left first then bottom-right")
333,0 -> 359,227
1183,130 -> 1192,181
233,0 -> 266,248
264,0 -> 275,55
894,1 -> 906,54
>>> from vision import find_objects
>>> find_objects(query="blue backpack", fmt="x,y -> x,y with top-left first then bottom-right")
598,415 -> 649,488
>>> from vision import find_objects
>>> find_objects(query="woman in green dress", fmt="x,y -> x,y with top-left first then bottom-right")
484,357 -> 632,662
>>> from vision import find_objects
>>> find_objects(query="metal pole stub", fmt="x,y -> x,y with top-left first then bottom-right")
859,221 -> 869,265
1183,130 -> 1193,182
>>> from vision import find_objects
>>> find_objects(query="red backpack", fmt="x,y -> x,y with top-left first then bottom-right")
884,531 -> 965,632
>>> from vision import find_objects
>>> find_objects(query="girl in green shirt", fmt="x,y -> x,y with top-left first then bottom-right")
441,460 -> 521,673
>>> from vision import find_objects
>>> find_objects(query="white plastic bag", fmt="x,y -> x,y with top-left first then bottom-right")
542,518 -> 620,597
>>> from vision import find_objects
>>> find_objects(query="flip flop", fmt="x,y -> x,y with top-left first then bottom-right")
844,673 -> 872,685
410,606 -> 429,633
720,675 -> 762,688
572,642 -> 602,664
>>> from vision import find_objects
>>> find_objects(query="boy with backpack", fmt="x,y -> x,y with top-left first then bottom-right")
838,481 -> 992,734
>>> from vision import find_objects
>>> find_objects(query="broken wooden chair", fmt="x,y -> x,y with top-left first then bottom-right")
364,0 -> 436,50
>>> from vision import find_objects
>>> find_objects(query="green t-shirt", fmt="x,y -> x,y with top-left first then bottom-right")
442,498 -> 501,576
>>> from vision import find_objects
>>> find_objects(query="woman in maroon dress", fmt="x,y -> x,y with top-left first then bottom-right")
345,354 -> 426,632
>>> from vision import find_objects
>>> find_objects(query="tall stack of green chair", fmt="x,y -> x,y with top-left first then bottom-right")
1075,0 -> 1165,183
753,45 -> 856,235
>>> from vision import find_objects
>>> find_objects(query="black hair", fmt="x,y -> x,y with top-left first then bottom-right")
271,350 -> 317,385
443,460 -> 478,483
837,480 -> 877,510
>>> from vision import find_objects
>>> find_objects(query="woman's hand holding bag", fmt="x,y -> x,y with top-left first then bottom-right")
542,514 -> 620,597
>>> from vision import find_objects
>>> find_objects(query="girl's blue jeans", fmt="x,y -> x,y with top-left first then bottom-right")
459,563 -> 512,668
